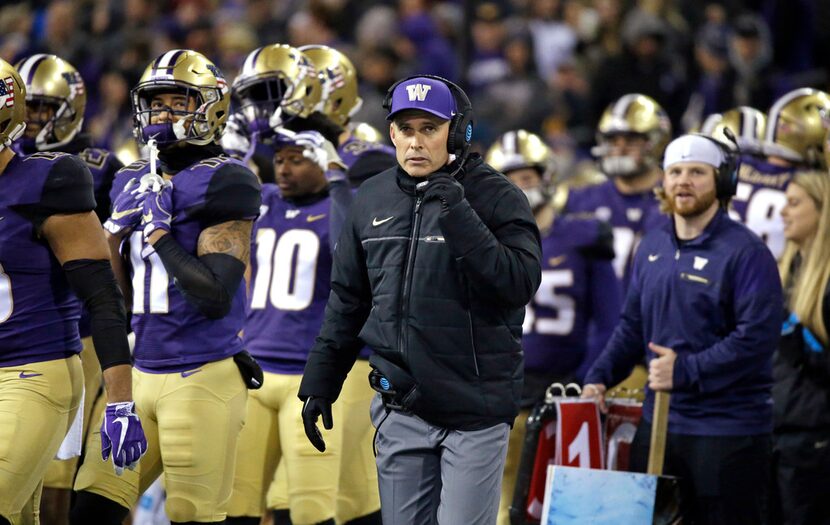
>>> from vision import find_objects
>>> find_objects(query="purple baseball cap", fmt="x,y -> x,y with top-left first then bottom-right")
386,77 -> 457,121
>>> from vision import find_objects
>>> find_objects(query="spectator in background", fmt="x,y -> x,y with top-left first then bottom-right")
467,2 -> 509,92
582,0 -> 625,72
773,170 -> 830,525
475,29 -> 553,145
549,59 -> 592,147
86,70 -> 134,151
353,46 -> 401,133
683,21 -> 736,130
730,13 -> 775,109
591,12 -> 687,130
395,0 -> 457,80
526,0 -> 577,84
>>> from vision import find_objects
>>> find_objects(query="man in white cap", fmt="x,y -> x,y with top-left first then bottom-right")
582,134 -> 782,524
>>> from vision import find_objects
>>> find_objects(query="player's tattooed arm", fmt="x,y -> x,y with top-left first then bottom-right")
197,219 -> 253,265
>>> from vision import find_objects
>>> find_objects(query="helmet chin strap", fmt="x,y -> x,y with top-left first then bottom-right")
0,122 -> 26,154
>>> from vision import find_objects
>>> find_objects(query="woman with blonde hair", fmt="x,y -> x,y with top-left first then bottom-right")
773,169 -> 830,525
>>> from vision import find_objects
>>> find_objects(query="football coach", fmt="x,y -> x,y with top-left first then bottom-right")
298,74 -> 542,524
583,134 -> 783,524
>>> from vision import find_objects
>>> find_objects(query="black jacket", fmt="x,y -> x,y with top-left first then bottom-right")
773,278 -> 830,434
299,154 -> 542,430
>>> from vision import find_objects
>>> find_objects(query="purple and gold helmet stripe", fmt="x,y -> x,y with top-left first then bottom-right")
17,54 -> 49,86
151,49 -> 185,76
242,46 -> 265,76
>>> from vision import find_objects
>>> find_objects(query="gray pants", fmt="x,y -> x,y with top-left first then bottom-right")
370,395 -> 510,525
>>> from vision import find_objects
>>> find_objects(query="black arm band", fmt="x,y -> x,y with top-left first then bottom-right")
152,234 -> 246,319
63,259 -> 131,370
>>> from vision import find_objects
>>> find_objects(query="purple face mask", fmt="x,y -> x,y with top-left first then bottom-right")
17,136 -> 37,154
141,122 -> 183,146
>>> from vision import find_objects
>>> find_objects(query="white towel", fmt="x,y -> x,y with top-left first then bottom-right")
55,386 -> 85,460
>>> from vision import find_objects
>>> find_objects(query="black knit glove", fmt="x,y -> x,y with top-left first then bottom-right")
421,173 -> 464,212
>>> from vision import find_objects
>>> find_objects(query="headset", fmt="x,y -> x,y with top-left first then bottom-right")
693,128 -> 741,200
382,74 -> 474,163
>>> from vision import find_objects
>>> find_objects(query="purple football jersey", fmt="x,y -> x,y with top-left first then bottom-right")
727,155 -> 793,259
111,154 -> 260,372
564,180 -> 667,293
522,217 -> 621,380
0,152 -> 94,367
244,184 -> 334,374
337,136 -> 396,169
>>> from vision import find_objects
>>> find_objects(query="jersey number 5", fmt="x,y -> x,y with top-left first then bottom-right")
524,269 -> 575,336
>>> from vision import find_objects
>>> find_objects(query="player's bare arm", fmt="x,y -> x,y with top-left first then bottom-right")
43,211 -> 133,403
197,219 -> 253,264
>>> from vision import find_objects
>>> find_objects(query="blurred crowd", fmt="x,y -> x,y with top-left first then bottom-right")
1,0 -> 828,169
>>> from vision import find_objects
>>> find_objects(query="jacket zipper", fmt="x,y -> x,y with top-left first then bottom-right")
457,266 -> 480,376
466,307 -> 480,376
398,195 -> 423,363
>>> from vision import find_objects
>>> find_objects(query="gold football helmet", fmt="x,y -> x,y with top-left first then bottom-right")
232,44 -> 322,130
594,94 -> 672,175
350,122 -> 384,143
486,129 -> 554,178
132,49 -> 229,146
300,45 -> 363,126
700,106 -> 766,156
15,54 -> 86,150
487,130 -> 556,211
0,58 -> 26,152
764,88 -> 830,168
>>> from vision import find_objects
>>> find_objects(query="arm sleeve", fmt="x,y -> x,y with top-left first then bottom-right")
299,206 -> 372,402
576,256 -> 622,382
151,234 -> 246,320
584,254 -> 646,387
438,184 -> 542,309
63,259 -> 131,370
195,163 -> 262,227
672,244 -> 784,393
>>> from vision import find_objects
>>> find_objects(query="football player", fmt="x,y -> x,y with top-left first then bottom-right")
221,43 -> 324,183
70,49 -> 261,525
0,58 -> 144,525
486,130 -> 621,525
226,130 -> 350,525
297,45 -> 396,187
564,94 -> 671,293
742,88 -> 830,259
14,53 -> 126,524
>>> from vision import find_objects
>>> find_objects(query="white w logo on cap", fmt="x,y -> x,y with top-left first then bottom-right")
406,84 -> 432,102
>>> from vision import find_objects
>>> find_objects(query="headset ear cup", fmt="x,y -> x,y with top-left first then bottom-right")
717,156 -> 738,199
447,114 -> 459,155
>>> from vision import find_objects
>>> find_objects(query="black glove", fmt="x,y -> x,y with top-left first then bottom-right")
421,173 -> 464,212
302,396 -> 333,452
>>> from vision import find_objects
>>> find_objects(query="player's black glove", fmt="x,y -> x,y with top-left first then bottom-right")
422,173 -> 464,212
302,396 -> 333,452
